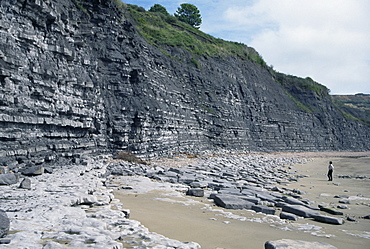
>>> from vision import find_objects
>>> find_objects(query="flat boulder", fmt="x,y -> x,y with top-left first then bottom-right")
186,188 -> 204,197
20,164 -> 44,176
252,205 -> 275,215
283,196 -> 306,206
0,173 -> 19,185
314,214 -> 344,225
280,212 -> 298,221
282,205 -> 320,218
0,210 -> 10,238
213,194 -> 254,210
319,206 -> 344,215
265,239 -> 338,249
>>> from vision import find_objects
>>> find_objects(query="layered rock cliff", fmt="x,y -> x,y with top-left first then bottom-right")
0,0 -> 369,165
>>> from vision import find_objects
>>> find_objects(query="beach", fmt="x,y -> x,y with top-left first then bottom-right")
114,153 -> 370,249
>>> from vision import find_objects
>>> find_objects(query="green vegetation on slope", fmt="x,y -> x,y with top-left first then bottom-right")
124,4 -> 267,67
111,2 -> 367,125
332,94 -> 370,126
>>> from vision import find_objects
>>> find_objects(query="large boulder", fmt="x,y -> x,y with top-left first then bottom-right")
213,194 -> 254,209
314,215 -> 344,225
0,173 -> 19,185
265,239 -> 338,249
0,210 -> 10,238
282,205 -> 320,218
186,188 -> 204,197
280,212 -> 298,221
20,164 -> 44,176
252,205 -> 275,215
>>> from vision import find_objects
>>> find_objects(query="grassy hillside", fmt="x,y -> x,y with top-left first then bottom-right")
332,94 -> 370,126
123,4 -> 267,67
117,2 -> 368,125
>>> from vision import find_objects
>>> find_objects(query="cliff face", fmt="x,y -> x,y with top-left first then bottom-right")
0,0 -> 369,165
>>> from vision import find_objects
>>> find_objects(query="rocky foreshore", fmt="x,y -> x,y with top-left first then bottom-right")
105,154 -> 343,227
2,152 -> 367,248
0,155 -> 200,248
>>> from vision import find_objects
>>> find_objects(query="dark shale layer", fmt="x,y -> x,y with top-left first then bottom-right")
0,0 -> 369,166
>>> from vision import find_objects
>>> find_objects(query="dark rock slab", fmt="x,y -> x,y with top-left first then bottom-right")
218,188 -> 242,195
186,188 -> 204,197
0,238 -> 11,244
256,193 -> 279,203
283,196 -> 306,206
282,205 -> 320,218
265,239 -> 338,249
241,196 -> 260,204
20,164 -> 44,176
0,210 -> 10,238
213,194 -> 254,210
0,173 -> 19,185
314,214 -> 344,225
319,206 -> 344,215
347,217 -> 356,222
280,212 -> 298,221
252,205 -> 275,215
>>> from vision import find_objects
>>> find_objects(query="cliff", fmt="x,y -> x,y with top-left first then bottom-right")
0,0 -> 369,166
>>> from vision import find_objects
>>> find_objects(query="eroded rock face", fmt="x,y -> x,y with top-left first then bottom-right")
1,0 -> 369,166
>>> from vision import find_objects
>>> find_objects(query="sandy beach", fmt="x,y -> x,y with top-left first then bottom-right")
114,152 -> 370,249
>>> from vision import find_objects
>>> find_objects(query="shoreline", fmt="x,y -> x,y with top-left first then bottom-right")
1,151 -> 369,248
114,153 -> 370,249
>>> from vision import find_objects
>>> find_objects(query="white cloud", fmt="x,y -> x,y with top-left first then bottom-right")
217,0 -> 370,94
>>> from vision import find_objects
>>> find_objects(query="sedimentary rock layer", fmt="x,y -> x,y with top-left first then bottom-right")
1,0 -> 369,166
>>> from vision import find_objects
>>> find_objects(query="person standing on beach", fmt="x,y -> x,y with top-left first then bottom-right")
328,161 -> 334,181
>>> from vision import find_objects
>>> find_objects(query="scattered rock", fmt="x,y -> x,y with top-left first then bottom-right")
213,194 -> 254,210
337,205 -> 348,209
0,173 -> 19,185
363,215 -> 370,219
280,212 -> 298,221
0,238 -> 11,244
347,217 -> 356,222
265,239 -> 338,249
252,205 -> 275,215
0,210 -> 10,238
314,214 -> 344,225
339,199 -> 350,204
19,177 -> 32,189
20,164 -> 44,176
44,167 -> 54,174
282,205 -> 320,218
319,206 -> 344,215
186,188 -> 205,197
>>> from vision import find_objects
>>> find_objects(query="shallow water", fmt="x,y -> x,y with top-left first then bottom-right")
114,156 -> 370,249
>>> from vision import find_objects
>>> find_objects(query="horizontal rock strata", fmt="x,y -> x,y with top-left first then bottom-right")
0,0 -> 369,169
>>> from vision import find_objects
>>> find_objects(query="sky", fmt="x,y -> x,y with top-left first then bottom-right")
123,0 -> 370,95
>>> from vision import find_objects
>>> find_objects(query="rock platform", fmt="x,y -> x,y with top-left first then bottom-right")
0,155 -> 200,248
0,153 -> 354,248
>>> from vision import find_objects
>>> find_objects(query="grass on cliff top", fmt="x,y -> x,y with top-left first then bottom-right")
123,4 -> 267,67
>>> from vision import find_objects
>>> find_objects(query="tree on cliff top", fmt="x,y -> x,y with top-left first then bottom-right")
175,3 -> 202,28
149,4 -> 169,16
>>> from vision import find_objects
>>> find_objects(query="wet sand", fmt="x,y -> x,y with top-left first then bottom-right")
114,154 -> 370,249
